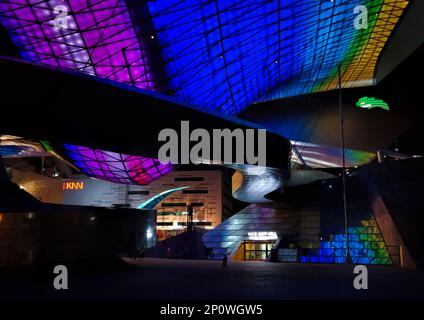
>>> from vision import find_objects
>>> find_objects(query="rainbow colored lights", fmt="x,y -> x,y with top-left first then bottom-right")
0,0 -> 154,89
0,0 -> 409,115
63,144 -> 173,185
148,0 -> 408,114
300,218 -> 392,265
356,96 -> 390,110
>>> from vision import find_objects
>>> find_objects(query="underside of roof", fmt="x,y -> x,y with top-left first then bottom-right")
0,0 -> 411,115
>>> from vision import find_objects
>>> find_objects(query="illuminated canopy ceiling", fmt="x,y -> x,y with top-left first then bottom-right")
0,0 -> 409,115
63,144 -> 173,185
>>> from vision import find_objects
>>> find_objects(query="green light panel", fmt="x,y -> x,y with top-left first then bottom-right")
356,96 -> 390,110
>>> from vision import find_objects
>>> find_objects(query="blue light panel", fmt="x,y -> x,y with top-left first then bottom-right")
147,0 -> 407,114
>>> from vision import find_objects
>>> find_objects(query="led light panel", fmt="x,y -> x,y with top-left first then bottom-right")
0,0 -> 408,114
356,96 -> 390,110
137,186 -> 189,209
63,144 -> 173,185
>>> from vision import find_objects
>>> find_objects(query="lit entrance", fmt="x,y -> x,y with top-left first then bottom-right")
242,240 -> 275,261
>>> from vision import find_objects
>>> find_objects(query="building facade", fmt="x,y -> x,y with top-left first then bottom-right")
11,168 -> 232,241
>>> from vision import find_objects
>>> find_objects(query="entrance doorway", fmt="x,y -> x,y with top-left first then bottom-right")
242,240 -> 275,261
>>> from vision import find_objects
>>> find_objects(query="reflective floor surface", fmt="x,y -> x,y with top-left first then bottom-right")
1,258 -> 423,300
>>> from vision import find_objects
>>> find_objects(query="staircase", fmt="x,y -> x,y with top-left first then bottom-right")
202,203 -> 300,260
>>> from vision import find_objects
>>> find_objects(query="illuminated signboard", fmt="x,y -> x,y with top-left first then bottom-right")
356,97 -> 389,111
247,231 -> 278,241
62,181 -> 84,190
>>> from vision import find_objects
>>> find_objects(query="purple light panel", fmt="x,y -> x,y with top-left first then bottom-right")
64,144 -> 173,185
0,0 -> 154,89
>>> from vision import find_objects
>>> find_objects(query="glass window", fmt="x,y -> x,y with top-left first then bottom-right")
243,240 -> 275,261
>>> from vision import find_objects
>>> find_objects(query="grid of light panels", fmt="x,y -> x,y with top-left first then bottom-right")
300,218 -> 392,264
63,144 -> 173,185
147,0 -> 408,114
0,0 -> 409,114
203,204 -> 392,264
0,0 -> 154,89
356,96 -> 390,110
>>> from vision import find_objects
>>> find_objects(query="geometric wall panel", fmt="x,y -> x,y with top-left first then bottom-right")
63,144 -> 173,185
0,0 -> 155,89
0,0 -> 409,115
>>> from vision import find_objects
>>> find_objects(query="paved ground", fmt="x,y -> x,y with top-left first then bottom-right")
1,258 -> 424,299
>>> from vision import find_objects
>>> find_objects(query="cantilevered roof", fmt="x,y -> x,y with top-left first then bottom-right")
147,0 -> 409,114
0,0 -> 410,114
0,0 -> 155,89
